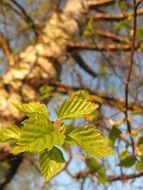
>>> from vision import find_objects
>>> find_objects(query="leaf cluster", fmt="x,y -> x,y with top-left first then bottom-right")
0,94 -> 112,181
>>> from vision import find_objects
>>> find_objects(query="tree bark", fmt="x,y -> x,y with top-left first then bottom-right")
0,0 -> 86,125
0,1 -> 87,188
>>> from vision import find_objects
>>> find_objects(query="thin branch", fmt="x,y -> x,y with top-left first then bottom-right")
93,30 -> 130,44
72,52 -> 98,77
68,168 -> 143,182
67,41 -> 140,51
48,80 -> 143,111
87,0 -> 114,8
9,0 -> 38,36
124,0 -> 139,154
108,172 -> 143,182
87,8 -> 143,21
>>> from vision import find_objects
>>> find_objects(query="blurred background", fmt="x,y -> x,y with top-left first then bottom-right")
1,0 -> 143,189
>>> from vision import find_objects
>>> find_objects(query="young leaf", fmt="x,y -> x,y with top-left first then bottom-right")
74,90 -> 103,103
64,136 -> 77,145
57,98 -> 98,120
69,125 -> 113,157
108,117 -> 126,127
64,124 -> 75,135
13,102 -> 49,117
64,125 -> 77,145
86,158 -> 107,183
136,155 -> 143,171
73,90 -> 89,99
12,115 -> 65,154
131,109 -> 143,115
0,125 -> 21,142
109,127 -> 121,143
120,155 -> 136,168
39,147 -> 65,181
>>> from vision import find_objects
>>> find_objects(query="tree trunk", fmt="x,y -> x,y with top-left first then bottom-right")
0,0 -> 86,125
0,0 -> 87,189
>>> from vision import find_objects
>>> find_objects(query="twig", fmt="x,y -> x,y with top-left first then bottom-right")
67,41 -> 140,51
72,52 -> 98,77
87,0 -> 114,8
9,0 -> 38,36
71,168 -> 143,182
124,0 -> 139,153
48,80 -> 143,111
87,8 -> 143,21
108,172 -> 143,182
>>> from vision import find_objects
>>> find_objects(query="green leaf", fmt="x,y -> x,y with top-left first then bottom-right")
136,29 -> 143,40
108,117 -> 126,127
0,161 -> 10,170
0,125 -> 21,142
73,90 -> 89,99
109,127 -> 121,143
64,125 -> 77,145
69,125 -> 113,157
91,95 -> 103,104
64,124 -> 75,135
120,150 -> 130,160
83,19 -> 94,38
84,112 -> 98,122
13,102 -> 49,117
140,43 -> 143,51
64,136 -> 77,145
131,109 -> 143,115
12,115 -> 65,154
86,158 -> 106,183
137,136 -> 143,145
136,155 -> 143,171
38,85 -> 55,101
115,20 -> 131,31
120,155 -> 136,167
57,97 -> 98,120
74,90 -> 103,104
86,158 -> 101,172
39,147 -> 65,181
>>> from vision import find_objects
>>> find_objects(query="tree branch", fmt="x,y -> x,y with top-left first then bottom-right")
9,0 -> 38,36
67,41 -> 140,51
66,167 -> 143,183
124,0 -> 139,154
0,32 -> 14,66
87,0 -> 114,8
72,52 -> 98,77
93,30 -> 130,44
48,80 -> 143,111
73,169 -> 143,182
87,8 -> 143,21
108,172 -> 143,182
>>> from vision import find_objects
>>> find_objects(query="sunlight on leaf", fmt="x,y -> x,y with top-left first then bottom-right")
13,102 -> 49,118
12,115 -> 65,154
57,97 -> 98,120
69,125 -> 113,157
0,125 -> 21,142
39,147 -> 65,181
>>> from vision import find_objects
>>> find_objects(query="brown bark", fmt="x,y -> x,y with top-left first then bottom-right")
0,1 -> 87,188
0,0 -> 86,125
87,8 -> 143,21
